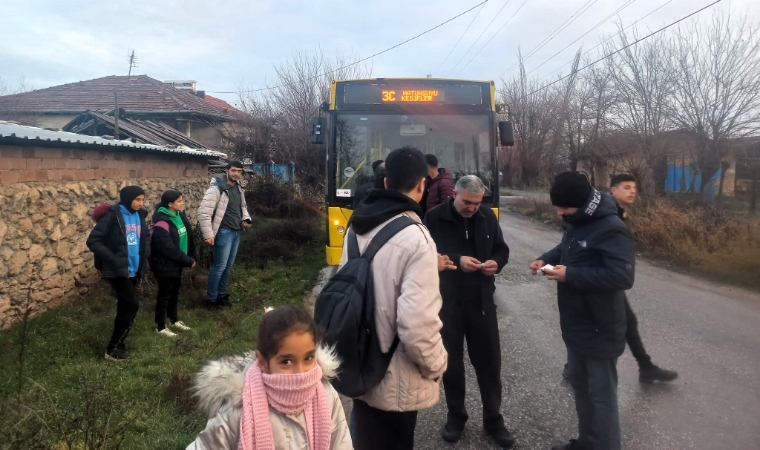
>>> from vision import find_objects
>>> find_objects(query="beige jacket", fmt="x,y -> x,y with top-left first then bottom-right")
185,346 -> 352,450
339,211 -> 448,412
197,174 -> 252,239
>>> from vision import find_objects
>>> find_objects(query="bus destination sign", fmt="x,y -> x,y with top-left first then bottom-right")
342,83 -> 483,106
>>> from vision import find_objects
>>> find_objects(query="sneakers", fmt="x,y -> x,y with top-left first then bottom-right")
157,327 -> 177,337
105,347 -> 130,361
217,294 -> 233,308
441,423 -> 464,443
639,364 -> 679,383
170,321 -> 192,331
551,439 -> 589,450
487,426 -> 515,448
206,300 -> 221,311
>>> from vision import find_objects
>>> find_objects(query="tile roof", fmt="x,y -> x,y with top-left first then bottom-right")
0,120 -> 225,158
0,75 -> 246,121
63,111 -> 212,149
202,94 -> 248,120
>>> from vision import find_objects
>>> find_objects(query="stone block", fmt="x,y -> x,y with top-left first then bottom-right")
8,251 -> 28,275
39,257 -> 58,280
47,170 -> 64,181
18,218 -> 33,232
28,244 -> 46,263
0,171 -> 19,185
0,146 -> 22,158
34,148 -> 62,158
19,237 -> 31,250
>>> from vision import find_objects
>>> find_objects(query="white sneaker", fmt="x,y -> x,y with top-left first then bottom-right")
171,321 -> 192,331
157,328 -> 177,337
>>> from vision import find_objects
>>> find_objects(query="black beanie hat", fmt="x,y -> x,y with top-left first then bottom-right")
550,172 -> 591,208
119,185 -> 146,212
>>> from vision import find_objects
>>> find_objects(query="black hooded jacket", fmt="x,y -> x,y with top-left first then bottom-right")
149,210 -> 197,278
540,189 -> 635,359
424,198 -> 510,313
86,204 -> 149,279
349,189 -> 424,235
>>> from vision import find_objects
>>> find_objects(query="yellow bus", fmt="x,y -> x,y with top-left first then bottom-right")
311,78 -> 514,265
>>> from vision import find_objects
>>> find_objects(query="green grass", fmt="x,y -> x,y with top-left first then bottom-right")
0,224 -> 325,450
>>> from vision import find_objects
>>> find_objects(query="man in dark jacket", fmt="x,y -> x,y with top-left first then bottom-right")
532,172 -> 635,450
424,154 -> 455,213
352,160 -> 385,208
86,185 -> 150,361
424,175 -> 514,448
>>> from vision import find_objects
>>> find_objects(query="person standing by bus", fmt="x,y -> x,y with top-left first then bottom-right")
423,175 -> 515,448
424,154 -> 454,214
198,161 -> 251,310
353,160 -> 384,208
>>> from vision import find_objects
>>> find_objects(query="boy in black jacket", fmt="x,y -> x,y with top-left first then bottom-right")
532,172 -> 635,450
86,185 -> 150,361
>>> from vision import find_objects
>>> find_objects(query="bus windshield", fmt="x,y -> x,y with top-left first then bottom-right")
333,114 -> 495,200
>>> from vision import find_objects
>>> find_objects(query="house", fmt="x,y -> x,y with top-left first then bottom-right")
0,120 -> 224,329
0,75 -> 247,151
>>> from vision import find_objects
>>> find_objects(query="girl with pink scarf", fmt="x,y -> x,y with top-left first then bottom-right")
186,306 -> 353,450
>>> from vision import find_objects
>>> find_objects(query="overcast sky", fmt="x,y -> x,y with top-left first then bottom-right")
1,0 -> 757,106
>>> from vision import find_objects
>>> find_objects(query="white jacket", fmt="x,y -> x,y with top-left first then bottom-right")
185,346 -> 352,450
339,211 -> 448,412
197,174 -> 252,239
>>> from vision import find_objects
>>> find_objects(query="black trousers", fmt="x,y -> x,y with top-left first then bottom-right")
350,399 -> 418,450
440,298 -> 504,432
107,277 -> 139,351
624,297 -> 652,368
155,276 -> 181,329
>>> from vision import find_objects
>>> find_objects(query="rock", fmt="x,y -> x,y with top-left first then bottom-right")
50,225 -> 62,242
44,275 -> 62,290
31,288 -> 64,303
43,218 -> 55,232
8,251 -> 28,275
59,213 -> 70,227
54,241 -> 70,259
61,225 -> 77,239
0,296 -> 10,315
18,218 -> 33,232
0,220 -> 6,241
29,244 -> 46,263
40,203 -> 58,217
30,228 -> 46,244
39,258 -> 58,280
0,246 -> 12,261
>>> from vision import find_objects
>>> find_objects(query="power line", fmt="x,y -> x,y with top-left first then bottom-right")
499,0 -> 598,79
433,1 -> 490,76
526,0 -> 639,76
523,0 -> 723,99
445,0 -> 514,77
454,0 -> 531,77
205,1 -> 488,95
535,0 -> 676,81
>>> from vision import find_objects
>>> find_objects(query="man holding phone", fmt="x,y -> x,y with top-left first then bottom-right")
198,161 -> 252,310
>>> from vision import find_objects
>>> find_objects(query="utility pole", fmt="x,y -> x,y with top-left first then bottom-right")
127,50 -> 138,76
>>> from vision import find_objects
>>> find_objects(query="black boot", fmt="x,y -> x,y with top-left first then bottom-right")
217,294 -> 233,307
441,422 -> 463,443
639,363 -> 679,383
551,439 -> 589,450
486,426 -> 515,448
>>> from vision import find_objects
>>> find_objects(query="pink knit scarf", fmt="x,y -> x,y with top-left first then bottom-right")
238,363 -> 331,450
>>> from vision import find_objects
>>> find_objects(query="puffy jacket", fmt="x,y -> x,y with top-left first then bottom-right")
539,189 -> 635,359
198,174 -> 252,239
185,346 -> 352,450
425,168 -> 454,211
149,210 -> 196,279
340,189 -> 448,412
424,198 -> 510,313
86,204 -> 149,279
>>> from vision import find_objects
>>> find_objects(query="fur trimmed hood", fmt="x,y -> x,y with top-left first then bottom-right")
191,345 -> 341,418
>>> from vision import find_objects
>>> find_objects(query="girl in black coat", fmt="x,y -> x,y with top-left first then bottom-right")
150,190 -> 197,336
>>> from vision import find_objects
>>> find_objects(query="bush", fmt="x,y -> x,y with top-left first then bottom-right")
511,196 -> 562,226
244,176 -> 318,220
236,218 -> 321,264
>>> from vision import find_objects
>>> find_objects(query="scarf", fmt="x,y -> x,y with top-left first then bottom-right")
157,207 -> 188,254
238,363 -> 331,450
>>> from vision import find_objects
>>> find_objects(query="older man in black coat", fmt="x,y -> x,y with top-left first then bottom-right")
532,172 -> 635,450
424,175 -> 514,448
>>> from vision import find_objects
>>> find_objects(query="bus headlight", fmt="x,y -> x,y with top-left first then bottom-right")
337,226 -> 345,234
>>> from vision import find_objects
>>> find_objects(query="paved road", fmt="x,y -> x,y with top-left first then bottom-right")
405,210 -> 760,449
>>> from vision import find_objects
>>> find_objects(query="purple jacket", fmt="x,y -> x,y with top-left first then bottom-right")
426,168 -> 454,211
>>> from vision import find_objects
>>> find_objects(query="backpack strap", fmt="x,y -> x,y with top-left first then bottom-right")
361,216 -> 419,263
347,230 -> 361,260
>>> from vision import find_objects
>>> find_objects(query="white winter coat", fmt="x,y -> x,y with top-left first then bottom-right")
197,174 -> 252,239
339,211 -> 448,412
185,346 -> 352,450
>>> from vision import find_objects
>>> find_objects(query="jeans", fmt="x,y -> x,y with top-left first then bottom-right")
566,347 -> 620,450
350,399 -> 418,450
155,276 -> 181,329
206,228 -> 241,302
107,277 -> 139,351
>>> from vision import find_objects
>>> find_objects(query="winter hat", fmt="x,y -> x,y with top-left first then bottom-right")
550,171 -> 591,208
119,185 -> 146,212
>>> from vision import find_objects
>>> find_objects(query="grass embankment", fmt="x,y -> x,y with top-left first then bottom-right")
0,217 -> 325,450
509,194 -> 760,290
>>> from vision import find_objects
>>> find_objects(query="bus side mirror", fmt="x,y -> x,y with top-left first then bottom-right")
498,121 -> 514,147
311,117 -> 326,145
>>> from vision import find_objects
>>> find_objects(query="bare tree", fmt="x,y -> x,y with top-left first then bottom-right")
668,10 -> 760,203
603,23 -> 673,196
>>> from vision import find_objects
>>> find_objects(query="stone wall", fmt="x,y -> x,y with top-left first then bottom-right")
0,175 -> 210,329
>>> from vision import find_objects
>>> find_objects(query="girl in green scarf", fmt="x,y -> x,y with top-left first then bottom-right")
151,190 -> 197,337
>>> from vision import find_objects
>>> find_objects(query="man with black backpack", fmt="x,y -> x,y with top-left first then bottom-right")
320,146 -> 447,450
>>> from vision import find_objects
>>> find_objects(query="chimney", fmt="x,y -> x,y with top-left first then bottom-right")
196,90 -> 205,99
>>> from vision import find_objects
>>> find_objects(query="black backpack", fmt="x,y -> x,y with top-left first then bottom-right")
314,216 -> 418,398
